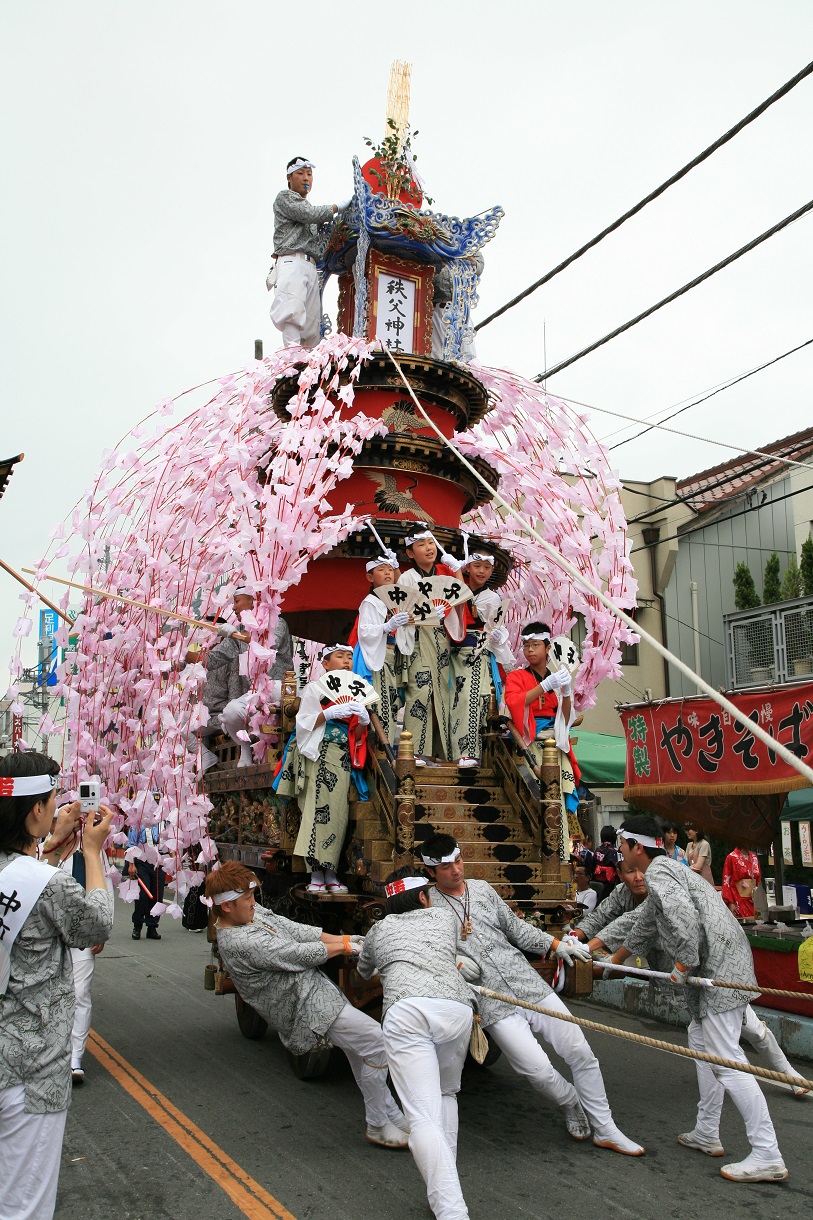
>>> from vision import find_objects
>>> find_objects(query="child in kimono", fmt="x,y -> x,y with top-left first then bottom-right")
447,549 -> 515,768
355,557 -> 411,746
207,861 -> 407,1148
397,526 -> 462,764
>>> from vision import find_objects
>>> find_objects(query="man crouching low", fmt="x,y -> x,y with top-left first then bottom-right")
205,861 -> 407,1148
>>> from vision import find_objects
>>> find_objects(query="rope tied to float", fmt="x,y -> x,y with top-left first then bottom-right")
469,986 -> 813,1092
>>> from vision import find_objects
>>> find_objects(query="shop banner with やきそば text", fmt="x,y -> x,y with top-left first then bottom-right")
620,687 -> 813,848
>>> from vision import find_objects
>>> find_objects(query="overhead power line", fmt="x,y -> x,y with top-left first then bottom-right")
475,58 -> 813,333
608,336 -> 813,453
533,197 -> 813,381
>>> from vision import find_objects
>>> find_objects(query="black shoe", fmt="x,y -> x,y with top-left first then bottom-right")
132,927 -> 142,939
146,927 -> 161,940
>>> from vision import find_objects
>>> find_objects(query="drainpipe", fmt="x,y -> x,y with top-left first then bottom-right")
690,580 -> 702,680
642,525 -> 670,697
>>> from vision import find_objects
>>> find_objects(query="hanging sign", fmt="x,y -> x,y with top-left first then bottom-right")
782,820 -> 794,866
799,820 -> 813,867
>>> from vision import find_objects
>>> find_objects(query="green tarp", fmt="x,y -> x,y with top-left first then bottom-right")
573,730 -> 626,789
782,787 -> 813,822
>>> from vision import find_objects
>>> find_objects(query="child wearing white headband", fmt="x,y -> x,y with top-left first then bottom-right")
351,554 -> 410,746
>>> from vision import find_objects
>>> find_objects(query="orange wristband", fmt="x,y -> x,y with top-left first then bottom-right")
343,934 -> 351,956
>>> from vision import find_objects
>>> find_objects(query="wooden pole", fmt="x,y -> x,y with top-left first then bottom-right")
21,568 -> 247,639
0,557 -> 73,626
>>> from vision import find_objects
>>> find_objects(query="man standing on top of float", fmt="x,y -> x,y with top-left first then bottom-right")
268,157 -> 352,348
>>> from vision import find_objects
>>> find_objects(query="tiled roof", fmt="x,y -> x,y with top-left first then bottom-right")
0,454 -> 24,504
675,426 -> 813,514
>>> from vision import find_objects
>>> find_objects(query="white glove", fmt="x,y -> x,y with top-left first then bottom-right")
388,612 -> 410,631
337,197 -> 353,211
541,665 -> 569,693
348,936 -> 364,955
670,961 -> 691,985
434,605 -> 448,623
561,681 -> 572,698
489,626 -> 509,647
554,936 -> 592,966
456,953 -> 481,983
440,550 -> 464,572
354,704 -> 371,726
216,623 -> 237,638
323,703 -> 355,722
265,263 -> 278,291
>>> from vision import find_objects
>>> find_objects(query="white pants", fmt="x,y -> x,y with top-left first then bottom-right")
270,255 -> 322,348
220,686 -> 281,767
70,947 -> 95,1068
326,1004 -> 403,1129
0,1085 -> 66,1220
487,991 -> 615,1136
741,1004 -> 799,1081
688,1006 -> 781,1163
383,998 -> 472,1220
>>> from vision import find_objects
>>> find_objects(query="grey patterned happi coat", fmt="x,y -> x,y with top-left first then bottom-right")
575,883 -> 636,940
620,856 -> 757,1017
215,905 -> 346,1054
273,190 -> 335,259
357,907 -> 474,1019
0,853 -> 113,1113
430,879 -> 555,1028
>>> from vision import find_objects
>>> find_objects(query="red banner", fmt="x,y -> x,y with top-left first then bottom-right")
620,686 -> 813,846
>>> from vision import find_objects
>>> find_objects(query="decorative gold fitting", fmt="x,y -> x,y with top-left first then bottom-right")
397,729 -> 415,760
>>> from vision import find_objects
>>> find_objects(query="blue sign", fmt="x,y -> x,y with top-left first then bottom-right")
38,609 -> 60,687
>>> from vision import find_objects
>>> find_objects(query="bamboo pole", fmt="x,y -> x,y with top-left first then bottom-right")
0,557 -> 73,626
21,568 -> 247,640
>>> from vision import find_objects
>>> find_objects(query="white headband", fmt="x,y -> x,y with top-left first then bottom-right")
385,876 -> 428,898
622,832 -> 664,850
404,525 -> 435,546
234,586 -> 253,599
465,552 -> 494,566
366,557 -> 397,572
522,631 -> 551,642
322,644 -> 353,658
0,773 -> 58,797
287,158 -> 315,174
420,847 -> 461,866
213,881 -> 257,906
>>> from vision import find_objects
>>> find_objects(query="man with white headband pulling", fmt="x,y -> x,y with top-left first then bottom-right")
423,831 -> 645,1156
447,545 -> 516,768
609,814 -> 788,1183
206,861 -> 408,1149
397,526 -> 463,763
275,644 -> 368,894
357,866 -> 476,1219
268,156 -> 352,348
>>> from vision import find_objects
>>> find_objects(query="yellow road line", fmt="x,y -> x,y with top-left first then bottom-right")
86,1029 -> 296,1220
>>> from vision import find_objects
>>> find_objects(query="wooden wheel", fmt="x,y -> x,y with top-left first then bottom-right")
235,994 -> 268,1040
287,1047 -> 332,1080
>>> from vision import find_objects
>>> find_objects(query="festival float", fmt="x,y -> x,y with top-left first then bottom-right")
10,67 -> 638,1053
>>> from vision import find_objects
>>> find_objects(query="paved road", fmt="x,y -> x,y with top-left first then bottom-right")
56,896 -> 813,1220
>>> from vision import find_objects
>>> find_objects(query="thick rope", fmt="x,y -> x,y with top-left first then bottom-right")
383,346 -> 813,787
472,986 -> 813,1091
594,959 -> 813,1003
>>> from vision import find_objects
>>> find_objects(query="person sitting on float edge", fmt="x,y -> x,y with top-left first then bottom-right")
423,831 -> 644,1156
447,547 -> 516,770
269,156 -> 352,348
397,526 -> 463,765
275,643 -> 368,894
0,752 -> 114,1220
357,866 -> 475,1220
611,813 -> 788,1183
355,555 -> 412,746
206,860 -> 408,1149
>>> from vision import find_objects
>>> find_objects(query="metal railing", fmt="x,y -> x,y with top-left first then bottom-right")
725,595 -> 813,690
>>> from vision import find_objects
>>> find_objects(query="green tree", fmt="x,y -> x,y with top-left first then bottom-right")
763,552 -> 782,604
781,553 -> 803,601
733,562 -> 760,610
801,535 -> 813,598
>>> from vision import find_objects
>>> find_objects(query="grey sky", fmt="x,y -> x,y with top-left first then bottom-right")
3,1 -> 813,667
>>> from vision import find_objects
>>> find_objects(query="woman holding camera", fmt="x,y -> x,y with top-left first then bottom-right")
0,751 -> 114,1220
